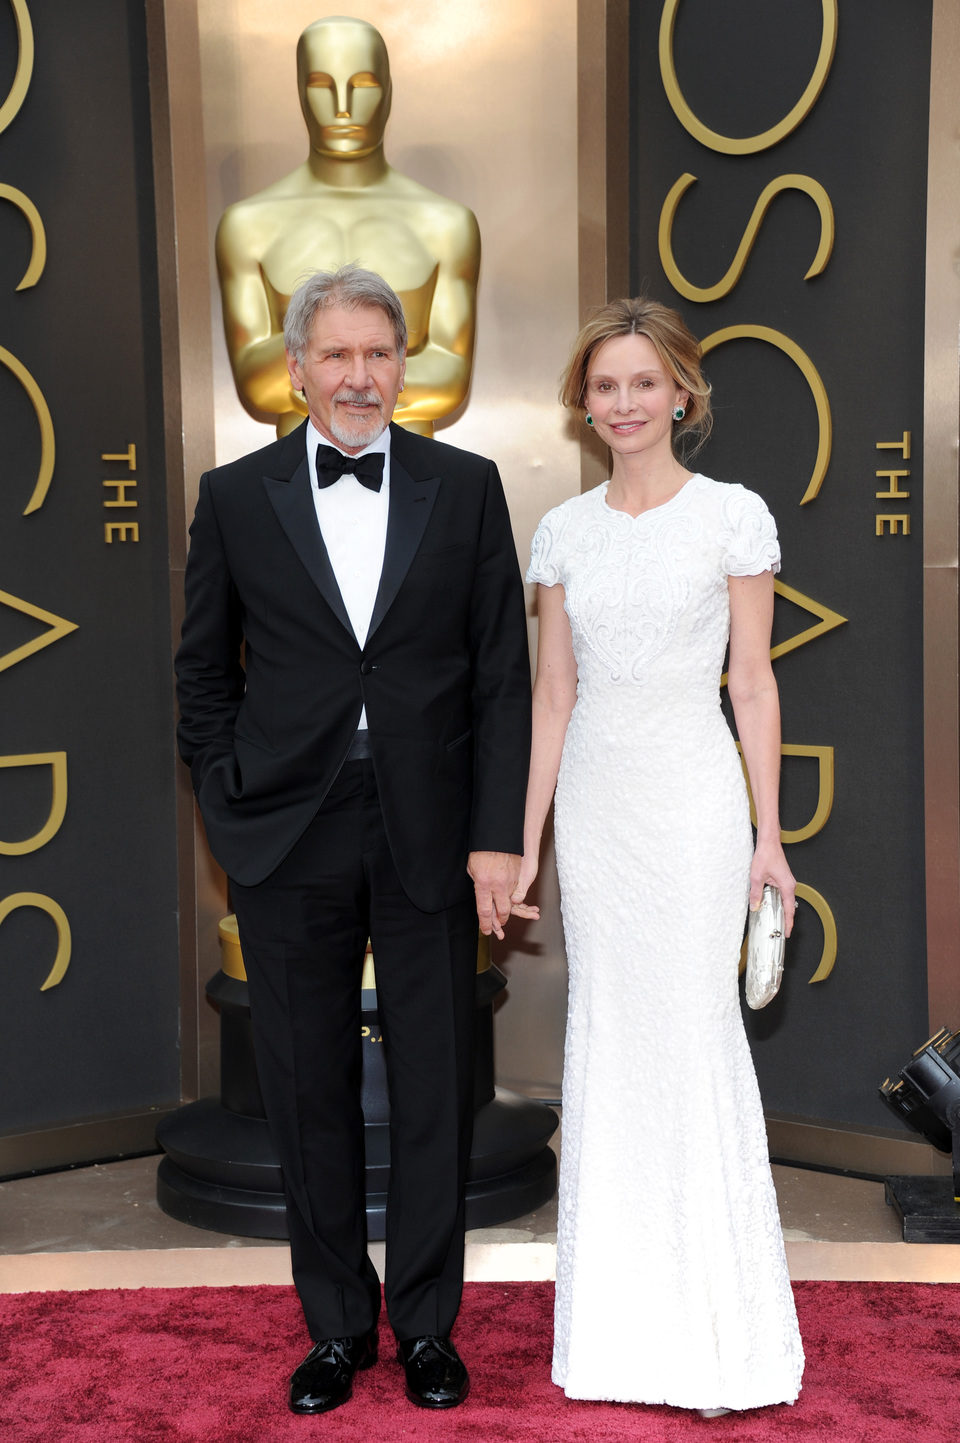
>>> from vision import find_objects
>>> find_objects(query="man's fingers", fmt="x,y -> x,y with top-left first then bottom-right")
471,853 -> 532,937
475,889 -> 494,935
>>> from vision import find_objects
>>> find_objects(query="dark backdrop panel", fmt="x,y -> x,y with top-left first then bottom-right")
630,0 -> 930,1130
0,0 -> 180,1142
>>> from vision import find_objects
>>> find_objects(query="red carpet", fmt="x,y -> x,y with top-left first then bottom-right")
1,1280 -> 957,1441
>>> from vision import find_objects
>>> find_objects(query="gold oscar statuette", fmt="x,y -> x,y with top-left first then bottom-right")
216,15 -> 481,438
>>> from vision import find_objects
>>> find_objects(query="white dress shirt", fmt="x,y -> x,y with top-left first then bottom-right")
307,420 -> 391,730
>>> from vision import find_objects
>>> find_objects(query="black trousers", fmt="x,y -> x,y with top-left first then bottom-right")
230,759 -> 479,1342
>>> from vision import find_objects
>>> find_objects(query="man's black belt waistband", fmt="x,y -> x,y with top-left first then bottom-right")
344,729 -> 372,761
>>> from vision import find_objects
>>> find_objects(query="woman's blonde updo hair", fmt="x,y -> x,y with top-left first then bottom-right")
559,296 -> 713,457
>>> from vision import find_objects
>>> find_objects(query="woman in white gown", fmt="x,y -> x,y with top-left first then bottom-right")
510,299 -> 804,1414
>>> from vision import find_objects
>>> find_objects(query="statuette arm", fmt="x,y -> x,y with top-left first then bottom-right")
216,207 -> 306,421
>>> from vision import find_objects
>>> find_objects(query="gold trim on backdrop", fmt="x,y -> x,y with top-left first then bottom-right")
576,0 -> 630,496
146,0 -> 217,1106
658,0 -> 838,156
765,1114 -> 952,1180
0,1110 -> 176,1180
576,0 -> 630,317
923,0 -> 960,1033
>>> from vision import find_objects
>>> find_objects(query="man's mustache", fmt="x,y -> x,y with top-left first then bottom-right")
333,389 -> 382,409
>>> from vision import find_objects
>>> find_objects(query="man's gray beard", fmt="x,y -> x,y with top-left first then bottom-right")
330,394 -> 385,450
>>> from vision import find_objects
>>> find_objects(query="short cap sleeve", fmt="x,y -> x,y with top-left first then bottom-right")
720,486 -> 781,577
527,505 -> 567,586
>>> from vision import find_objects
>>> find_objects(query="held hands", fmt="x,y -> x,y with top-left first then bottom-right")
510,853 -> 541,923
467,851 -> 540,939
749,837 -> 797,938
468,851 -> 521,939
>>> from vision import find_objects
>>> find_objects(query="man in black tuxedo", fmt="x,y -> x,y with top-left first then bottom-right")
175,266 -> 531,1415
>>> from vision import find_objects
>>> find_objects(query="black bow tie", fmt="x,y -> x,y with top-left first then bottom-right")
315,444 -> 385,492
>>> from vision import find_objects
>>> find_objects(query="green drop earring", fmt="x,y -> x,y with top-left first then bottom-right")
585,413 -> 594,427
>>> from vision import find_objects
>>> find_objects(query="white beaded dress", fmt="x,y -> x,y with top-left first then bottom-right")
527,474 -> 804,1411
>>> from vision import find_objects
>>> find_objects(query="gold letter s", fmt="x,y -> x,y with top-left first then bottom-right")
659,173 -> 834,304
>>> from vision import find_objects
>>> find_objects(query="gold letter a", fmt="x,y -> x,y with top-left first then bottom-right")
0,589 -> 77,673
770,580 -> 847,662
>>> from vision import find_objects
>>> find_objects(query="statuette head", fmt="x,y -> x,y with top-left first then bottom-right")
297,16 -> 392,159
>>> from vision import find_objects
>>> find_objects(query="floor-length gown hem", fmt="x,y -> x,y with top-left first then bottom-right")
553,1364 -> 804,1411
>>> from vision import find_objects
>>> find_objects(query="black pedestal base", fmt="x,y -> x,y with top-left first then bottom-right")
884,1175 -> 960,1242
158,945 -> 559,1242
157,1086 -> 557,1241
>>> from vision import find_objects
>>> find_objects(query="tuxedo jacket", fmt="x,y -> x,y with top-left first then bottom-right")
175,421 -> 531,910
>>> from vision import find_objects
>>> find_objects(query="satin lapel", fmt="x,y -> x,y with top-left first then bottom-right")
262,455 -> 355,639
367,454 -> 440,642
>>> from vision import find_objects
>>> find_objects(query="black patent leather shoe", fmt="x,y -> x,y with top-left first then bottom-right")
397,1335 -> 469,1408
288,1330 -> 378,1414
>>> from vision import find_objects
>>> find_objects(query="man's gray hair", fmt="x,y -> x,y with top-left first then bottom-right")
283,264 -> 408,362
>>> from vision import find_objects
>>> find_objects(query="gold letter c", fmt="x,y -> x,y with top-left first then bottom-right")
0,892 -> 71,990
0,184 -> 46,289
795,884 -> 837,985
700,325 -> 832,505
0,345 -> 55,514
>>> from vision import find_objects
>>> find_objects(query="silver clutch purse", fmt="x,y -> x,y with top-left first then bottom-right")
745,884 -> 785,1009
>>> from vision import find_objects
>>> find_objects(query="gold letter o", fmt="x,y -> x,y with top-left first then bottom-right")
659,0 -> 838,155
0,0 -> 35,136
